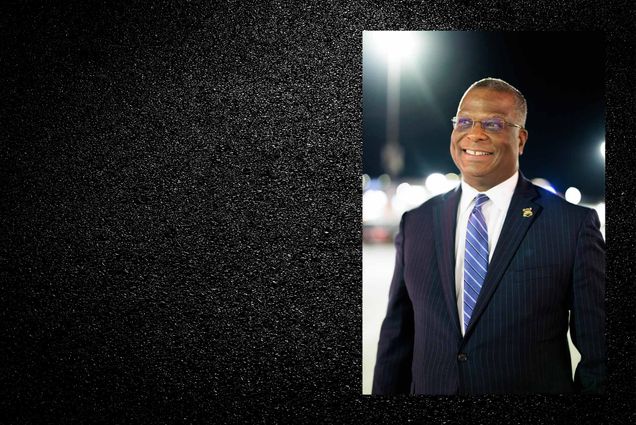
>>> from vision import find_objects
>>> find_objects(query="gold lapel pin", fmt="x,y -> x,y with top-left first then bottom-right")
522,207 -> 533,218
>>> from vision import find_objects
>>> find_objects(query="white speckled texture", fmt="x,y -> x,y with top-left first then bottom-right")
1,1 -> 633,423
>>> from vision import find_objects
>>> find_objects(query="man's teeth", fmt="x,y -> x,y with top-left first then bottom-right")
465,149 -> 492,156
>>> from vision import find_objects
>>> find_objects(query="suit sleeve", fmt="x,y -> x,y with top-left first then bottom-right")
371,212 -> 414,395
569,208 -> 607,393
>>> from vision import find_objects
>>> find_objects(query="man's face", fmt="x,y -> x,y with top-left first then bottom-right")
450,88 -> 528,191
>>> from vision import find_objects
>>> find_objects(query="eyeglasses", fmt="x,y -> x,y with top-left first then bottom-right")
451,116 -> 524,133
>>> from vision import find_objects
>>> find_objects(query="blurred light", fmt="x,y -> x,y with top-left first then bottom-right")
367,178 -> 381,191
595,202 -> 606,241
363,190 -> 388,222
594,202 -> 605,223
362,174 -> 370,191
531,178 -> 557,194
393,183 -> 429,215
367,31 -> 420,66
407,185 -> 428,204
565,187 -> 582,205
445,172 -> 460,183
443,173 -> 460,191
396,182 -> 411,197
400,184 -> 427,205
425,173 -> 447,195
600,142 -> 605,159
378,173 -> 392,188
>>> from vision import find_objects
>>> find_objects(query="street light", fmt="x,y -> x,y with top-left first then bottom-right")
365,32 -> 423,178
368,31 -> 421,66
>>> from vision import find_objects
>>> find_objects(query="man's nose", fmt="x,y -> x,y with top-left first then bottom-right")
465,124 -> 488,141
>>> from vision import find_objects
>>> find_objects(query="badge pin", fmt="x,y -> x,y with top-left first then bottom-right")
522,207 -> 533,218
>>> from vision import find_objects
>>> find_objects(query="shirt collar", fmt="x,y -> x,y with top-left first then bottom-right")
459,171 -> 519,213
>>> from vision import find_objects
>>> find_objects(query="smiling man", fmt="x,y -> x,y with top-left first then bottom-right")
372,78 -> 606,395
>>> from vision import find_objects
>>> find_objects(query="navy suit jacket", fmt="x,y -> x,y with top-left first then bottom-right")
372,174 -> 606,395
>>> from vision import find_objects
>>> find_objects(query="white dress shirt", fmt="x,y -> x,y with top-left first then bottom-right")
455,171 -> 519,335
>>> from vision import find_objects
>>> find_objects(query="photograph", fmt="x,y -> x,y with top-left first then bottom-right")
362,31 -> 606,395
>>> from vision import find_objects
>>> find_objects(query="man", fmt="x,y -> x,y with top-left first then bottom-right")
372,78 -> 606,395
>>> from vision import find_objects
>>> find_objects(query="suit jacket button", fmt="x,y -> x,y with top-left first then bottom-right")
457,353 -> 468,362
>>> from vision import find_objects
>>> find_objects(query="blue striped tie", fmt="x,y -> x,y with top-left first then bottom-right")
464,194 -> 489,331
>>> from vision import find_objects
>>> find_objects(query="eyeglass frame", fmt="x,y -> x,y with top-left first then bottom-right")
451,116 -> 525,132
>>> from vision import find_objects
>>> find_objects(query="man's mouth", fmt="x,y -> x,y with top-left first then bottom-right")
463,149 -> 493,156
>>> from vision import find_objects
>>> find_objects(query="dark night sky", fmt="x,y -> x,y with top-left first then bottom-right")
363,32 -> 605,203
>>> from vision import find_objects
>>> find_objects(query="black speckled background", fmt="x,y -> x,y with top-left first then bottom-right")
1,1 -> 633,423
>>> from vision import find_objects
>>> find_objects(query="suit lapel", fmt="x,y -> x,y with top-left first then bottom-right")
464,175 -> 542,339
433,186 -> 462,337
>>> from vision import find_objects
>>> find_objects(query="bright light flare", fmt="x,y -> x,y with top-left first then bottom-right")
600,142 -> 605,159
393,183 -> 428,213
366,31 -> 421,65
425,173 -> 458,196
565,187 -> 582,205
594,202 -> 605,224
425,173 -> 447,195
595,202 -> 606,241
363,190 -> 388,222
531,178 -> 557,194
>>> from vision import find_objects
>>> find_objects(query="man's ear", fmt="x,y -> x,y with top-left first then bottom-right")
518,129 -> 528,155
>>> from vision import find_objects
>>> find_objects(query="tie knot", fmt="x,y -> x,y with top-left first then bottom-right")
474,194 -> 489,208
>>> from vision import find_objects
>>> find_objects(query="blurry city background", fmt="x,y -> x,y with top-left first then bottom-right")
362,32 -> 605,394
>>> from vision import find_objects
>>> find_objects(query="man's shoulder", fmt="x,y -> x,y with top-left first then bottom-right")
530,182 -> 596,219
403,188 -> 457,220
